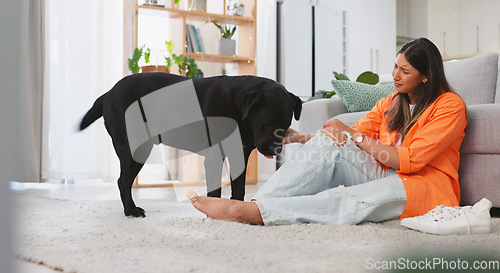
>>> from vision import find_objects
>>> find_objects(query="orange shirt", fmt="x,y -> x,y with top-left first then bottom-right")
352,91 -> 468,219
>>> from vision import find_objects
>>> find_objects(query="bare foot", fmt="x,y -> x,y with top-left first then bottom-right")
186,191 -> 264,225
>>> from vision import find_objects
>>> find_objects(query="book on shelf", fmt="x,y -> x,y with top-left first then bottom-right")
196,27 -> 205,53
188,25 -> 198,52
186,24 -> 205,54
191,25 -> 203,53
142,1 -> 164,8
186,25 -> 193,53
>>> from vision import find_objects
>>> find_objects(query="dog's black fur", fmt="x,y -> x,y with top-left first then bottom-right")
80,73 -> 302,217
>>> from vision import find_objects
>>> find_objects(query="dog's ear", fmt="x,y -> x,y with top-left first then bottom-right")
291,94 -> 302,120
241,90 -> 262,120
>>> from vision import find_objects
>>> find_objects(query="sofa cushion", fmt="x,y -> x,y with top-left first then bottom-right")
444,53 -> 498,105
459,153 -> 500,206
331,111 -> 368,127
299,97 -> 348,134
496,55 -> 500,103
331,80 -> 394,113
459,104 -> 500,154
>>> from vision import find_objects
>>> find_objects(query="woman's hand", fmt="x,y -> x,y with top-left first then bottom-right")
282,128 -> 313,144
321,119 -> 351,143
324,119 -> 401,170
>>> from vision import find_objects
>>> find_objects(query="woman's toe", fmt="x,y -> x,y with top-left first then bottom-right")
186,191 -> 199,202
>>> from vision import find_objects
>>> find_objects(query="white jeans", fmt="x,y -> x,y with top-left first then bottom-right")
254,132 -> 406,225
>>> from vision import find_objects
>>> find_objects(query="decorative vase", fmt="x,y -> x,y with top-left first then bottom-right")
216,38 -> 236,56
141,65 -> 169,73
187,0 -> 206,12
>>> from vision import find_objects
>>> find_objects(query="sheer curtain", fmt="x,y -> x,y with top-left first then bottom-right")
18,0 -> 45,182
0,0 -> 45,183
42,0 -> 123,182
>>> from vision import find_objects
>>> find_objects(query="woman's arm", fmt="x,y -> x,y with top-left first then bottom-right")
322,119 -> 400,170
395,95 -> 467,174
282,128 -> 314,144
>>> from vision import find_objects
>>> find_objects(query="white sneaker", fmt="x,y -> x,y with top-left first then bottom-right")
400,198 -> 492,235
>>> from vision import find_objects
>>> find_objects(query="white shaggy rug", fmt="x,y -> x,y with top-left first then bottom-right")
15,194 -> 500,273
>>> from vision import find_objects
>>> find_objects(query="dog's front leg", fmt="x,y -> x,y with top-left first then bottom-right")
229,147 -> 252,201
204,145 -> 224,198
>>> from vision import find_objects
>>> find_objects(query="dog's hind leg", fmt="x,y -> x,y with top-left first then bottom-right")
113,138 -> 152,217
118,156 -> 147,217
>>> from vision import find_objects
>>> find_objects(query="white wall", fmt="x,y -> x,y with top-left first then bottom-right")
256,0 -> 279,181
397,0 -> 500,60
408,0 -> 428,38
256,0 -> 277,80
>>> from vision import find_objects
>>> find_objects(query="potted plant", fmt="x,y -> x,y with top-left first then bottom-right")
128,40 -> 200,78
172,53 -> 200,78
128,46 -> 144,74
174,0 -> 206,11
128,40 -> 176,74
307,71 -> 379,102
188,0 -> 206,12
212,22 -> 236,56
141,46 -> 169,73
163,40 -> 175,72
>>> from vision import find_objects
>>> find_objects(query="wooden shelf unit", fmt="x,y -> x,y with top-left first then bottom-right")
126,0 -> 258,187
134,0 -> 257,75
137,5 -> 255,24
185,52 -> 254,63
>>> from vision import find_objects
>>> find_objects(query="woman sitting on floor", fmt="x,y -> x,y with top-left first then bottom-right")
187,38 -> 469,226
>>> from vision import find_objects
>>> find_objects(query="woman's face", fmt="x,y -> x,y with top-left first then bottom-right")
392,53 -> 427,103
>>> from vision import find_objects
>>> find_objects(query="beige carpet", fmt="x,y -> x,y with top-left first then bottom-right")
15,194 -> 500,273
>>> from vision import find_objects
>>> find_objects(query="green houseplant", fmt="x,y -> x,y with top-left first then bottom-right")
164,40 -> 175,72
212,22 -> 236,39
212,22 -> 237,56
307,71 -> 379,102
140,47 -> 168,73
333,71 -> 379,85
168,40 -> 200,78
127,40 -> 199,78
128,46 -> 145,74
128,45 -> 168,74
172,53 -> 199,78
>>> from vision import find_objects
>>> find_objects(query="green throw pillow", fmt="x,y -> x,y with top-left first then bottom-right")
331,80 -> 395,112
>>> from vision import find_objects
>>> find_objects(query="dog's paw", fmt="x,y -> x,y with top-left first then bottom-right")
125,207 -> 146,218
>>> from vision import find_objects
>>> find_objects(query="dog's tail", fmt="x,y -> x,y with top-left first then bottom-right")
80,94 -> 105,131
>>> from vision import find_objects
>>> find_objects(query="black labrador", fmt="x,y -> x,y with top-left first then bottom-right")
80,73 -> 302,217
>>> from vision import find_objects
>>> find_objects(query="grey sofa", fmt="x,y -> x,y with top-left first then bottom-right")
297,53 -> 500,207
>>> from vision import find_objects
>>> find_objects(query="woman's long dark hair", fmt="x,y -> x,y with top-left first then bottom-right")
385,38 -> 465,139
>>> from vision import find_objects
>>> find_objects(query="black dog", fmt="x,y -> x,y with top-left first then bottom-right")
80,73 -> 301,217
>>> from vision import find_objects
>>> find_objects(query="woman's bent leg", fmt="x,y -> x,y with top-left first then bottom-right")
255,133 -> 387,200
188,174 -> 405,226
254,132 -> 339,200
256,174 -> 406,225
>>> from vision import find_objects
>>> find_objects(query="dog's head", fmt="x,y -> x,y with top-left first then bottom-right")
241,82 -> 302,157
